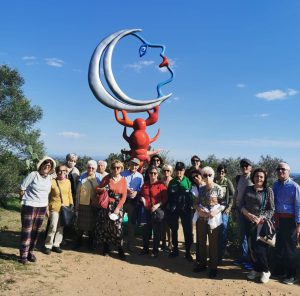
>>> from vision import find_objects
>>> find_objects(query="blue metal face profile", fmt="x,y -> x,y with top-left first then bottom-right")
133,32 -> 174,98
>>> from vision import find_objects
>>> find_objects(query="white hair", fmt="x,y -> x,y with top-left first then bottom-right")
162,164 -> 173,174
98,160 -> 107,169
277,162 -> 291,171
201,166 -> 215,179
87,159 -> 97,169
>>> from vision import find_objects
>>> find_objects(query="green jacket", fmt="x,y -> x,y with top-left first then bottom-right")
167,176 -> 192,212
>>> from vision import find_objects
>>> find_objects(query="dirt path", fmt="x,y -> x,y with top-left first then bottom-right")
1,235 -> 300,296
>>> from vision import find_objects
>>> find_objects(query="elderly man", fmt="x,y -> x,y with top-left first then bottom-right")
167,162 -> 193,261
232,158 -> 253,269
272,162 -> 300,285
121,158 -> 144,251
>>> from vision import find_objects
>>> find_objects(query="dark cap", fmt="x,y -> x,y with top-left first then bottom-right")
240,158 -> 252,166
191,155 -> 201,162
130,158 -> 140,165
175,162 -> 185,171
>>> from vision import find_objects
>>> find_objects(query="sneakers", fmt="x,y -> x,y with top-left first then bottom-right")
52,247 -> 63,254
247,270 -> 260,280
283,277 -> 297,285
260,271 -> 271,283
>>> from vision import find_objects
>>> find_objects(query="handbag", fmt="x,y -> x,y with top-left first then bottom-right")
257,219 -> 276,247
56,180 -> 74,227
92,189 -> 109,209
149,187 -> 164,223
256,190 -> 276,247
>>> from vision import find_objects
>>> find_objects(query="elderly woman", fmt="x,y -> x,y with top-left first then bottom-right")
65,153 -> 80,199
95,160 -> 127,259
74,160 -> 102,249
161,164 -> 173,251
140,166 -> 168,257
193,166 -> 223,278
215,164 -> 235,262
19,156 -> 56,264
97,160 -> 109,178
241,168 -> 275,283
44,165 -> 73,254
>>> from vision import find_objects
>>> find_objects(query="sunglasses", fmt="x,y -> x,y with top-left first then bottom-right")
58,170 -> 67,173
112,166 -> 121,170
203,174 -> 213,178
240,164 -> 249,168
192,159 -> 200,163
153,159 -> 160,162
87,166 -> 95,170
276,168 -> 287,172
149,172 -> 158,175
42,161 -> 52,167
163,169 -> 170,172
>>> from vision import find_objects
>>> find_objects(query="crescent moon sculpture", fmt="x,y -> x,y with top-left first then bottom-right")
88,28 -> 174,112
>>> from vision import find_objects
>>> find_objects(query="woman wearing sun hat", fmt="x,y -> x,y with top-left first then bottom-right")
19,156 -> 56,264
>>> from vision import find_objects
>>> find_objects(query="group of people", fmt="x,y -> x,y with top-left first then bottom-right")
18,153 -> 300,285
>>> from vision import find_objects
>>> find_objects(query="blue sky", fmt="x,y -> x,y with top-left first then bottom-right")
1,0 -> 300,171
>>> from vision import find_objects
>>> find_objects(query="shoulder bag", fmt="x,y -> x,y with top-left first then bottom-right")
56,180 -> 74,227
256,189 -> 276,247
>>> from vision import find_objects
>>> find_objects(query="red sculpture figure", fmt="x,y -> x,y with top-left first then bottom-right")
114,106 -> 162,170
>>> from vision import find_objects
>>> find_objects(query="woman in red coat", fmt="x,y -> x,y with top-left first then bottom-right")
140,166 -> 167,258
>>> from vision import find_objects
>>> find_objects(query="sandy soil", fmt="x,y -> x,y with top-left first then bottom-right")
1,229 -> 299,296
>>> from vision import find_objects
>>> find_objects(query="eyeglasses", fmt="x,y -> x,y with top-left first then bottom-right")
153,159 -> 160,162
276,168 -> 287,172
203,174 -> 213,178
87,167 -> 95,170
112,166 -> 121,170
163,170 -> 170,172
149,172 -> 158,175
192,159 -> 200,163
58,170 -> 66,173
130,162 -> 139,166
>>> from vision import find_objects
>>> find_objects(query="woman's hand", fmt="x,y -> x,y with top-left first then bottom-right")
140,197 -> 146,206
151,203 -> 160,212
114,208 -> 120,215
197,208 -> 209,218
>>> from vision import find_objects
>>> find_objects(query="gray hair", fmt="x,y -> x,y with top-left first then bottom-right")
162,164 -> 173,174
201,166 -> 215,179
98,160 -> 107,169
87,159 -> 97,169
66,153 -> 78,161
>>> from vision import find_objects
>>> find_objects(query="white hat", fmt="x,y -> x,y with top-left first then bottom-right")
36,156 -> 56,174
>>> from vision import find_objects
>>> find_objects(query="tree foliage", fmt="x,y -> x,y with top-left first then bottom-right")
0,65 -> 45,205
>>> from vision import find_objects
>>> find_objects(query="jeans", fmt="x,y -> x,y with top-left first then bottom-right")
218,212 -> 229,260
237,211 -> 250,263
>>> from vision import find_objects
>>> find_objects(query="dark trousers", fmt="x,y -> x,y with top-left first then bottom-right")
20,205 -> 47,260
196,220 -> 219,269
143,211 -> 161,252
273,217 -> 297,277
168,209 -> 193,253
244,219 -> 270,272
